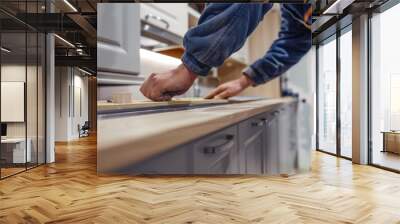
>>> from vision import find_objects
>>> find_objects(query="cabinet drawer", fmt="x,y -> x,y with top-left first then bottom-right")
191,126 -> 238,174
239,113 -> 267,139
140,3 -> 188,37
125,144 -> 191,175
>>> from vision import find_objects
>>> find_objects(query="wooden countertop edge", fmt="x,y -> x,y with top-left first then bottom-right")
97,97 -> 296,172
97,99 -> 229,112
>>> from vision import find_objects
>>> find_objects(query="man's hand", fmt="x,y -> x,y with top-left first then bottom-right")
140,64 -> 197,101
205,75 -> 254,99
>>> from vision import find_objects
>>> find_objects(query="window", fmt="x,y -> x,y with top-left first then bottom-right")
317,37 -> 337,154
370,3 -> 400,171
316,24 -> 353,159
339,29 -> 352,158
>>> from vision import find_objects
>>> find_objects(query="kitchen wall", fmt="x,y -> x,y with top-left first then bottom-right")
241,7 -> 281,98
216,6 -> 282,98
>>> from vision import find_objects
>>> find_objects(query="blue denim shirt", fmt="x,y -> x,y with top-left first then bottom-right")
181,3 -> 312,86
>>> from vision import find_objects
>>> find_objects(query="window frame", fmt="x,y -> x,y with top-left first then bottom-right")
315,24 -> 353,160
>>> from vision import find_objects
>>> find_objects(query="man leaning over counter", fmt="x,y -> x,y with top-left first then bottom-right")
140,3 -> 312,101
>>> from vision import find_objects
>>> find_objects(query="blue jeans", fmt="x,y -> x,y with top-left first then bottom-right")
181,3 -> 312,86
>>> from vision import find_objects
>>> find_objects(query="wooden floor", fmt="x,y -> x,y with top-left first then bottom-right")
1,135 -> 400,224
1,167 -> 26,178
372,150 -> 400,171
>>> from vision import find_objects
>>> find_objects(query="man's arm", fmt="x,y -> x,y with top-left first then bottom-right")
182,3 -> 273,76
206,4 -> 312,99
141,3 -> 272,101
243,4 -> 312,85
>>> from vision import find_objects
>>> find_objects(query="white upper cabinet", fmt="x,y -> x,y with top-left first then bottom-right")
140,3 -> 189,37
97,3 -> 140,82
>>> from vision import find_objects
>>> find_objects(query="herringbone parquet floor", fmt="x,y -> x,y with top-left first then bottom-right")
1,135 -> 400,224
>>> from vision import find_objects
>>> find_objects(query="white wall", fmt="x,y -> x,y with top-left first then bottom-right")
1,65 -> 36,138
55,67 -> 70,141
1,64 -> 46,164
1,65 -> 26,132
72,73 -> 89,138
55,67 -> 89,141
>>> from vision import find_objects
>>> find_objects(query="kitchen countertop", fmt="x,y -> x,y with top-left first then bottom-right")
97,97 -> 296,172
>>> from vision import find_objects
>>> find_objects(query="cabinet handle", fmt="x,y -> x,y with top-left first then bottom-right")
251,118 -> 266,127
203,134 -> 234,154
144,14 -> 170,29
272,111 -> 280,116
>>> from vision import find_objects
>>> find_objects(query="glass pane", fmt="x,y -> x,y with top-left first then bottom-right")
0,1 -> 46,178
371,4 -> 400,171
1,30 -> 28,177
27,31 -> 38,169
340,30 -> 352,158
318,38 -> 337,154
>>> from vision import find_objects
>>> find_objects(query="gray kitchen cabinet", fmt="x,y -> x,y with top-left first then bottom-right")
191,126 -> 239,174
119,102 -> 299,176
125,144 -> 192,174
238,113 -> 267,174
97,4 -> 141,84
128,125 -> 239,175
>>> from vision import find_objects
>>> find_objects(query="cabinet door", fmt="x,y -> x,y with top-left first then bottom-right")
97,4 -> 140,79
140,3 -> 188,37
238,114 -> 266,174
264,110 -> 280,175
192,126 -> 238,174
